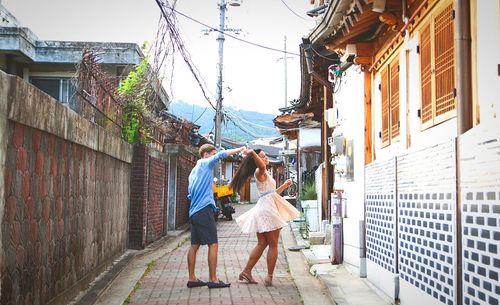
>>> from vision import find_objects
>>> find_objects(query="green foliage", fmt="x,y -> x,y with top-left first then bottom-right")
299,182 -> 317,201
298,211 -> 310,240
230,192 -> 239,203
118,58 -> 154,144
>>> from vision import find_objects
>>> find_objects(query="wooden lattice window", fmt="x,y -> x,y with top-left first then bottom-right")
390,58 -> 400,139
380,56 -> 400,148
419,2 -> 456,128
381,67 -> 390,146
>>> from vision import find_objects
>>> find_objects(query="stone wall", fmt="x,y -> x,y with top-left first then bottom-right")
0,71 -> 132,305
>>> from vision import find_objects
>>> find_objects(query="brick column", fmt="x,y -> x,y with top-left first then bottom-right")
128,145 -> 149,249
0,68 -> 11,301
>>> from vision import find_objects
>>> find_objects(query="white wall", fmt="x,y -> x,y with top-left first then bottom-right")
475,0 -> 500,126
333,67 -> 366,271
224,162 -> 233,181
298,128 -> 321,148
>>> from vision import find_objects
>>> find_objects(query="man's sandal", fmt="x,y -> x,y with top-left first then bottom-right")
187,279 -> 207,288
207,280 -> 231,289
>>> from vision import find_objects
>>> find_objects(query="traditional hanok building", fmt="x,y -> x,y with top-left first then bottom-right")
274,42 -> 338,223
292,1 -> 499,305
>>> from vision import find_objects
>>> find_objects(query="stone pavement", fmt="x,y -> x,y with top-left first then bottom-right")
126,204 -> 304,305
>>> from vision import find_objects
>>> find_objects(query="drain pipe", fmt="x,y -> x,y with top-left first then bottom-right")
454,0 -> 472,304
455,0 -> 473,134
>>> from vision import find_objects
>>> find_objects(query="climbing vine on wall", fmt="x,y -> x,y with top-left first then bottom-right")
118,58 -> 158,144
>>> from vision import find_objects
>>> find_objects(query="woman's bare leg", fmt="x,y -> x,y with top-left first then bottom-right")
263,229 -> 281,286
241,233 -> 267,282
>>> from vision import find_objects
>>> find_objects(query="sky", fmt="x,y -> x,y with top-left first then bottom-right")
3,0 -> 317,114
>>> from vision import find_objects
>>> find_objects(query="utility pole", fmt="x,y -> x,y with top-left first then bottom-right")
209,0 -> 241,179
284,36 -> 288,106
283,36 -> 290,180
213,0 -> 226,180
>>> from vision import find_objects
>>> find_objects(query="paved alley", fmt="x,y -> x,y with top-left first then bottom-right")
127,204 -> 303,305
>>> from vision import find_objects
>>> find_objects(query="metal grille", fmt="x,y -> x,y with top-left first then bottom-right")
420,23 -> 432,124
398,140 -> 456,305
390,57 -> 400,139
365,158 -> 397,273
381,66 -> 390,145
460,126 -> 500,305
434,3 -> 455,118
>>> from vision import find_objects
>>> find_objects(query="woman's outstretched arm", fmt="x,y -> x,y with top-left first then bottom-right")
276,179 -> 293,195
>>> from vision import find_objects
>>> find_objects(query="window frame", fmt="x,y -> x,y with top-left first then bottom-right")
379,51 -> 401,148
29,76 -> 77,110
417,0 -> 456,131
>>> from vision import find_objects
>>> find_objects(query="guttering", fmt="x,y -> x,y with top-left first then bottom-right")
307,0 -> 351,46
306,4 -> 328,17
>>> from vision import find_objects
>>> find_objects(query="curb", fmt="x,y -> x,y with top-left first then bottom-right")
288,222 -> 392,305
72,227 -> 190,305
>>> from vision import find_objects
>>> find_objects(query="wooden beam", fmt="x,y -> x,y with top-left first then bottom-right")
364,70 -> 373,164
325,12 -> 381,51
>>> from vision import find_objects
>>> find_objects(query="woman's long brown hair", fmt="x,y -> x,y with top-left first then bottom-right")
229,149 -> 262,192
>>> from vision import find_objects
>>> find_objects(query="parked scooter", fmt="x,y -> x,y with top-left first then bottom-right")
212,179 -> 236,220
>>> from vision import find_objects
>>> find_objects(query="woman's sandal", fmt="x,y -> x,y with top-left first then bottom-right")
238,272 -> 258,284
264,274 -> 273,287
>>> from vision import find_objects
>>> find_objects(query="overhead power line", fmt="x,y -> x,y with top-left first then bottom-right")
224,109 -> 277,131
167,5 -> 302,57
278,0 -> 311,21
154,0 -> 217,110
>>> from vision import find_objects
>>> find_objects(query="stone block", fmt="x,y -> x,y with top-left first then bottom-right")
308,232 -> 326,245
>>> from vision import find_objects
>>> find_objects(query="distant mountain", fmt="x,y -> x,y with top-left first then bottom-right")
169,100 -> 279,142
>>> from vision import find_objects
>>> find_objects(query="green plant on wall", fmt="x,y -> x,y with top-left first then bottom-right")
118,57 -> 155,144
299,181 -> 317,201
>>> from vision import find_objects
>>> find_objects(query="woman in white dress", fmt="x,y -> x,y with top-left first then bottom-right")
229,149 -> 300,286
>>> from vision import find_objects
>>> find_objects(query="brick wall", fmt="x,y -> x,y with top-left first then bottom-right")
128,146 -> 170,248
147,156 -> 166,243
175,154 -> 196,228
128,145 -> 149,249
2,122 -> 130,305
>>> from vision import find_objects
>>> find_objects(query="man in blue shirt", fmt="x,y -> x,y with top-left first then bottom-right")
187,144 -> 245,289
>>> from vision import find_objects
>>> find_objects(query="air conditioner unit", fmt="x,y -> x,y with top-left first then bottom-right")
325,108 -> 336,128
340,44 -> 357,63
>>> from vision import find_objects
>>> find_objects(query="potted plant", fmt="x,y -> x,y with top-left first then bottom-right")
299,182 -> 319,232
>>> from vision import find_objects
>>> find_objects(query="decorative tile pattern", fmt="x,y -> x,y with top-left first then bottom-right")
397,140 -> 456,305
365,158 -> 397,273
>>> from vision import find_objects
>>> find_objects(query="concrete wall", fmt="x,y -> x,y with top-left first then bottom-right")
332,68 -> 366,273
475,0 -> 500,126
459,124 -> 500,305
0,70 -> 132,305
